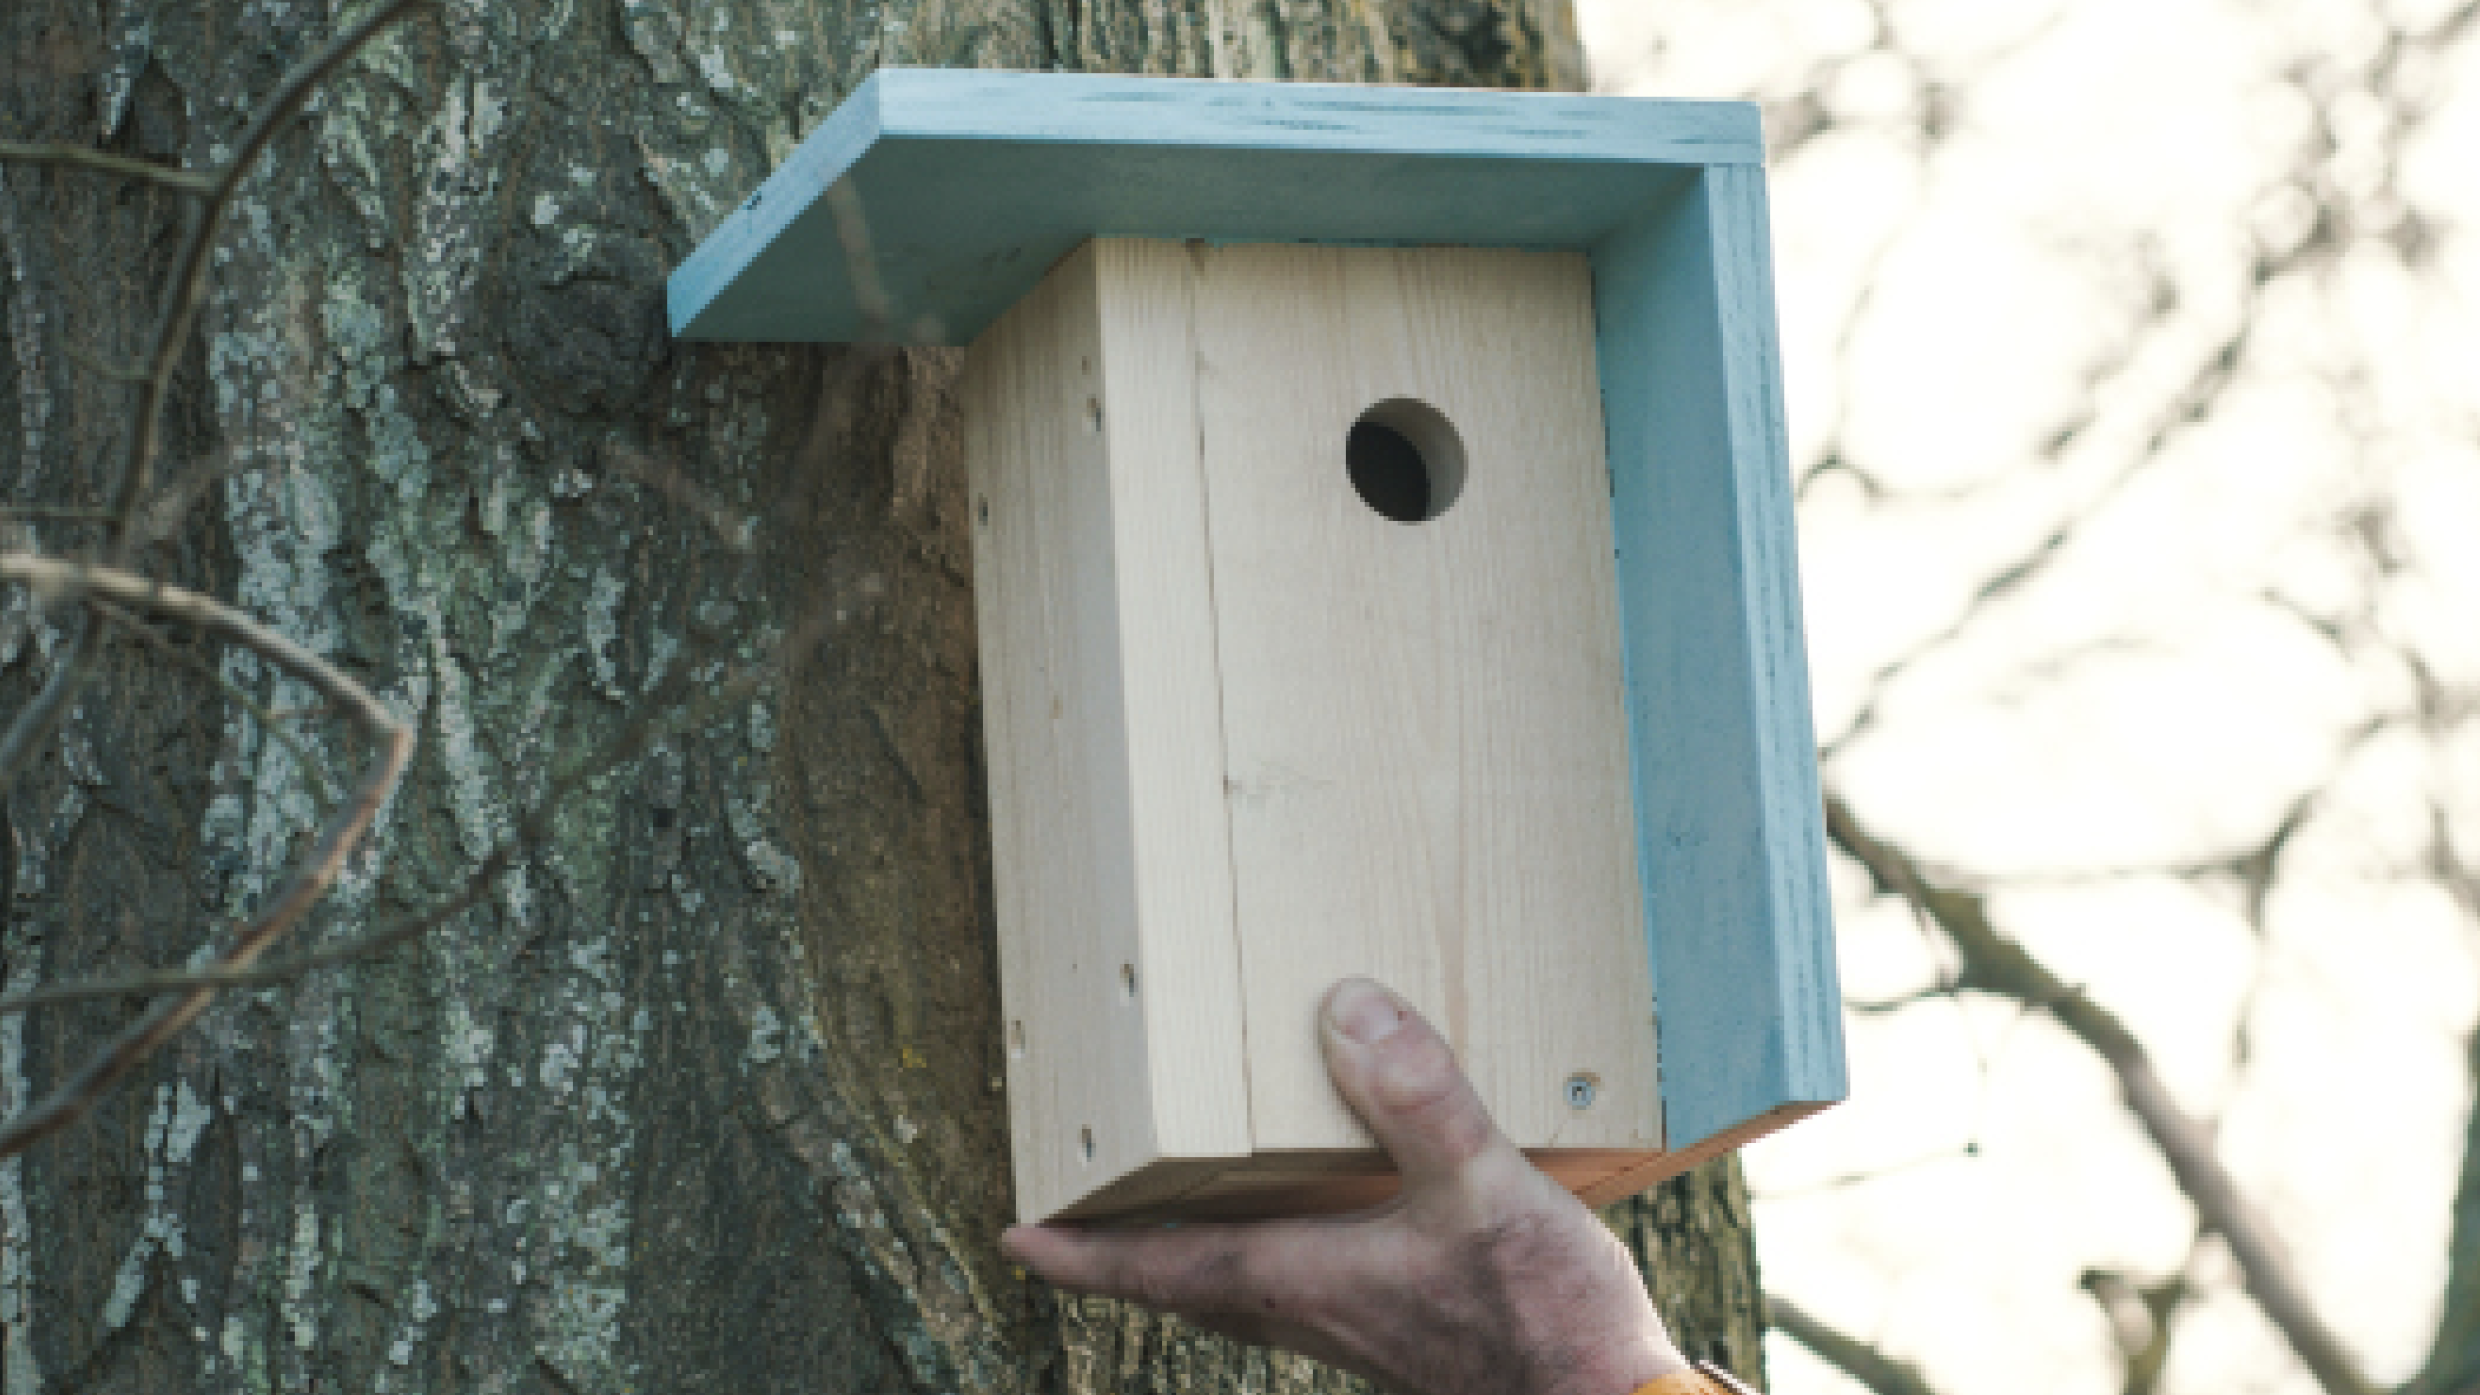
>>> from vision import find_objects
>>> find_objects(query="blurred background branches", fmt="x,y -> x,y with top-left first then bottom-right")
1583,0 -> 2480,1390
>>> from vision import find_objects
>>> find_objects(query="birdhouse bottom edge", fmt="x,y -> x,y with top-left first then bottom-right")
1037,1145 -> 1726,1224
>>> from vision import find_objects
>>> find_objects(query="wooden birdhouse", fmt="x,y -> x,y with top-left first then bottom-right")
670,69 -> 1847,1223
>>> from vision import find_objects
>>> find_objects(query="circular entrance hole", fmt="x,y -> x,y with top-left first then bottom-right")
1346,398 -> 1466,524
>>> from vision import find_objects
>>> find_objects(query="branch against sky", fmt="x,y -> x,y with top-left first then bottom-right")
1824,793 -> 2374,1395
1766,1295 -> 1945,1395
1578,2 -> 2480,1391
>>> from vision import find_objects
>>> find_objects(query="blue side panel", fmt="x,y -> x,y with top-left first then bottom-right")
663,75 -> 886,344
1593,168 -> 1848,1155
875,68 -> 1761,161
668,69 -> 1760,345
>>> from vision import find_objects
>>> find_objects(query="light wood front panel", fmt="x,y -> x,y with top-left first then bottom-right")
1184,243 -> 1661,1155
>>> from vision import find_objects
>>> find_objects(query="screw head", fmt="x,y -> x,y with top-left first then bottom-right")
1564,1074 -> 1598,1110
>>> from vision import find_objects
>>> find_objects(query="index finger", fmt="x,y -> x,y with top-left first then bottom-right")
1001,1219 -> 1337,1321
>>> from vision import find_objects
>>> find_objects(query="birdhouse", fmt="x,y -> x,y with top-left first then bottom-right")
669,69 -> 1847,1223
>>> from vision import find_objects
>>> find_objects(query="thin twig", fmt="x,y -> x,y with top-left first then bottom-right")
66,347 -> 150,384
0,601 -> 808,1019
87,596 -> 335,806
0,621 -> 99,795
1766,1294 -> 1944,1395
1752,1141 -> 1977,1201
0,142 -> 216,195
0,556 -> 414,1161
0,505 -> 119,524
107,0 -> 431,539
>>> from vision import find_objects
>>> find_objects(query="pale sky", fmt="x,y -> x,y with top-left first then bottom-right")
1576,1 -> 2480,1391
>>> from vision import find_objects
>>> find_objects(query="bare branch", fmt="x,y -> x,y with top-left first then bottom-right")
1766,1294 -> 1943,1395
0,623 -> 101,799
0,0 -> 430,799
0,556 -> 414,1160
0,505 -> 119,524
105,0 -> 431,540
0,594 -> 809,1020
87,596 -> 335,805
1824,792 -> 2375,1395
1752,1142 -> 1978,1202
0,142 -> 215,195
2083,1266 -> 2191,1395
1846,984 -> 1959,1016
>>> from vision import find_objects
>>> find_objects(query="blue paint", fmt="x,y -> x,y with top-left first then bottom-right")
1594,169 -> 1847,1152
668,68 -> 1754,344
669,68 -> 1846,1161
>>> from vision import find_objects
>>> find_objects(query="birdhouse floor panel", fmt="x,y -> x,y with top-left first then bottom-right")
1052,1148 -> 1709,1224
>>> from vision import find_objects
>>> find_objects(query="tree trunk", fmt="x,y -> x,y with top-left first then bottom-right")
0,1 -> 1768,1391
2415,1023 -> 2480,1395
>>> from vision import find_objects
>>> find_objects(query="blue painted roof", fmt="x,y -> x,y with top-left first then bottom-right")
668,69 -> 1763,345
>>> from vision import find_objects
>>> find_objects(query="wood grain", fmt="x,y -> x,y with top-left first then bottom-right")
1593,170 -> 1848,1160
1186,242 -> 1661,1158
963,244 -> 1250,1223
1089,241 -> 1256,1168
683,70 -> 1850,1212
966,210 -> 1846,1218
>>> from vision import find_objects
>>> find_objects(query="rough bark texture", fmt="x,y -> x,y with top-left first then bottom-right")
0,0 -> 1767,1391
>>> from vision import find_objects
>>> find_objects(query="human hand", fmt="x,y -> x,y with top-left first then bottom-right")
1000,977 -> 1692,1395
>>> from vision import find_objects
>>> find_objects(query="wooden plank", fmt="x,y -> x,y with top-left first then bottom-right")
1088,240 -> 1255,1168
877,68 -> 1760,162
669,70 -> 1754,345
964,247 -> 1145,1223
961,249 -> 1157,1221
1592,167 -> 1848,1161
1185,243 -> 1662,1159
967,242 -> 1255,1223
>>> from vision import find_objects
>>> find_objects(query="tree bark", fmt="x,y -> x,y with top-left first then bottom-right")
2414,1020 -> 2480,1395
0,1 -> 1765,1392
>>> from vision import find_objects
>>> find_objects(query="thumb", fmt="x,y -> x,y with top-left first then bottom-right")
1318,978 -> 1514,1194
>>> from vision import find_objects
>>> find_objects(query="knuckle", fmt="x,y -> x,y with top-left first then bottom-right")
1373,1034 -> 1496,1160
1370,1027 -> 1462,1114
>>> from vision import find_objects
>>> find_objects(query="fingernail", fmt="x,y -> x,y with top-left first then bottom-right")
1327,978 -> 1406,1045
